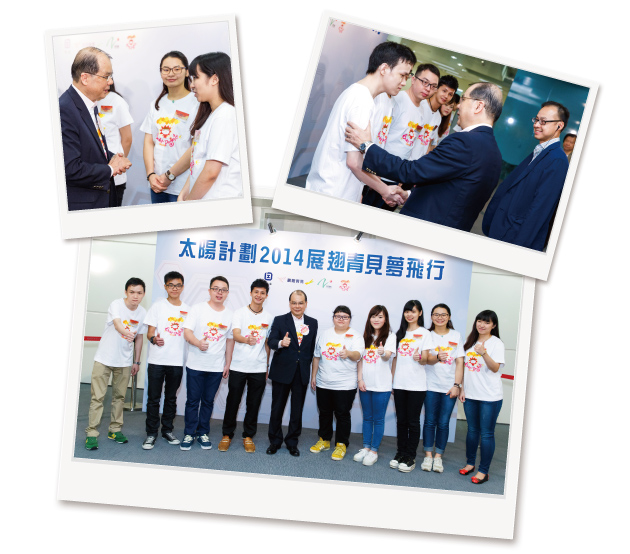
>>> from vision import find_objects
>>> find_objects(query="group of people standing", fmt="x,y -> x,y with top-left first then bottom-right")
59,46 -> 241,210
85,274 -> 507,485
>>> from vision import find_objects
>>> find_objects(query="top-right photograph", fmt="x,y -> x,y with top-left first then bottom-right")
273,14 -> 598,280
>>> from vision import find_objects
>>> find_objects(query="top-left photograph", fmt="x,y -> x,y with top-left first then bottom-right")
46,16 -> 253,239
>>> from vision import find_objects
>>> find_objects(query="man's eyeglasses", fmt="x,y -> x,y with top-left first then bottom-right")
165,283 -> 183,290
532,117 -> 562,126
334,315 -> 350,321
414,75 -> 439,91
86,72 -> 114,82
161,66 -> 186,75
210,287 -> 229,294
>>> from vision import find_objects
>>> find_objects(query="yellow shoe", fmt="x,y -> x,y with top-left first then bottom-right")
331,443 -> 347,461
310,438 -> 331,453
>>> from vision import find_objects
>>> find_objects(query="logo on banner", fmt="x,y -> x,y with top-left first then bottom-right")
264,272 -> 273,281
339,280 -> 350,291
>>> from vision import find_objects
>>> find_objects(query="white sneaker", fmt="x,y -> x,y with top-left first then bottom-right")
362,451 -> 378,466
353,448 -> 369,462
432,457 -> 444,473
421,456 -> 433,471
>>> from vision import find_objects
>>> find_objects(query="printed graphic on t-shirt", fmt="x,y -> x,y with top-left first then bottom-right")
121,319 -> 139,339
465,352 -> 482,371
99,106 -> 113,114
398,338 -> 415,356
322,342 -> 342,361
436,341 -> 458,365
419,123 -> 438,146
364,345 -> 380,364
203,321 -> 227,342
156,116 -> 182,147
165,315 -> 185,337
245,324 -> 266,344
190,130 -> 201,174
376,116 -> 392,146
401,121 -> 420,147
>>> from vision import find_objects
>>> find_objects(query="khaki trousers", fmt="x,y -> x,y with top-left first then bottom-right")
86,361 -> 131,437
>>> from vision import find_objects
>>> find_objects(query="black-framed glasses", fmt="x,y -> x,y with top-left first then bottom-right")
432,313 -> 450,319
210,287 -> 229,294
532,117 -> 562,126
334,315 -> 350,321
161,66 -> 186,75
414,75 -> 439,91
86,72 -> 114,82
165,283 -> 183,290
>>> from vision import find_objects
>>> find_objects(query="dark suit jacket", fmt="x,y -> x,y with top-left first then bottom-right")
482,141 -> 569,251
363,126 -> 502,232
268,313 -> 318,385
59,85 -> 114,211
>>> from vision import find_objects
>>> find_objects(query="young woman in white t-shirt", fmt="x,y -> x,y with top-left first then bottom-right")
310,305 -> 363,461
420,303 -> 464,473
390,300 -> 433,473
177,52 -> 241,201
354,305 -> 396,467
141,50 -> 199,203
459,310 -> 506,485
429,93 -> 460,151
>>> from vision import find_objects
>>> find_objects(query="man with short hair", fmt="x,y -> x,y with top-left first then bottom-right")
218,279 -> 274,453
345,82 -> 504,232
59,47 -> 132,210
181,276 -> 234,451
562,132 -> 577,161
305,41 -> 416,206
482,101 -> 570,251
85,278 -> 147,450
266,291 -> 318,456
142,271 -> 190,450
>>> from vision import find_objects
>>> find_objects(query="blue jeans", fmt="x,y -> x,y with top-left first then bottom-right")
359,390 -> 391,451
151,189 -> 178,203
463,398 -> 503,474
422,390 -> 457,455
184,368 -> 223,436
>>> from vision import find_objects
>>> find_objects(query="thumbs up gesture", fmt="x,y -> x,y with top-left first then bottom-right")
247,334 -> 257,346
199,337 -> 209,352
412,347 -> 421,362
281,332 -> 291,348
377,341 -> 385,356
155,331 -> 165,347
339,345 -> 348,359
474,341 -> 487,356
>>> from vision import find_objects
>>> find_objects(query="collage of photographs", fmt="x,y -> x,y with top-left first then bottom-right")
35,7 -> 604,546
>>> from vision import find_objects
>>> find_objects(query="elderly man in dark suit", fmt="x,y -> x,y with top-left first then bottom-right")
266,290 -> 318,457
482,101 -> 570,251
58,47 -> 131,211
345,82 -> 504,232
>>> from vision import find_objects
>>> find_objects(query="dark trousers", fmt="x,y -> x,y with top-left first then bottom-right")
150,189 -> 178,203
114,184 -> 126,207
221,370 -> 267,439
268,367 -> 308,447
145,363 -> 183,435
393,388 -> 427,458
184,368 -> 223,436
316,387 -> 357,447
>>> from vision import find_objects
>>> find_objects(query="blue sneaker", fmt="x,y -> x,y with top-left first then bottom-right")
197,434 -> 212,450
180,435 -> 195,451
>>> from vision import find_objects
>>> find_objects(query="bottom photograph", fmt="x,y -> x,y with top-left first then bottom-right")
59,202 -> 533,539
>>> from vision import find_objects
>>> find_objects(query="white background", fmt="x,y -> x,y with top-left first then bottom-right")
2,0 -> 625,550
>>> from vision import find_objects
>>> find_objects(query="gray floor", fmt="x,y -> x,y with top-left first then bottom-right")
74,384 -> 508,495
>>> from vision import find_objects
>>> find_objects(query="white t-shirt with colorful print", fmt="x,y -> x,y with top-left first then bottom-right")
383,90 -> 424,162
94,298 -> 147,367
314,327 -> 364,390
144,298 -> 191,366
372,93 -> 394,148
97,92 -> 133,186
230,306 -> 274,373
140,91 -> 199,195
392,328 -> 434,391
463,335 -> 506,402
183,302 -> 234,372
362,332 -> 396,392
410,100 -> 442,159
426,330 -> 465,393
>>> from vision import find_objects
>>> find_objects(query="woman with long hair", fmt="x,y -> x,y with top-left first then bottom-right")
177,52 -> 242,201
420,303 -> 464,473
141,51 -> 199,203
459,310 -> 506,485
354,305 -> 396,467
390,300 -> 434,473
429,93 -> 460,151
310,306 -> 364,461
96,82 -> 133,206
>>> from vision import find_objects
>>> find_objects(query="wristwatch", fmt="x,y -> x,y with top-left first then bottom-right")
359,141 -> 373,154
166,169 -> 175,181
453,383 -> 462,389
150,336 -> 156,345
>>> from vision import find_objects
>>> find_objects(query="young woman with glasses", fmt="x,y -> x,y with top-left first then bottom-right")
140,51 -> 199,203
420,303 -> 464,473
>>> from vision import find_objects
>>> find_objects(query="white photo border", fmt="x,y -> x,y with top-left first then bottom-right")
272,11 -> 598,281
59,237 -> 535,540
46,15 -> 253,240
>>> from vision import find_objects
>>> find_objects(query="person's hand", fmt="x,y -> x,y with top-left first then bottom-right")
131,363 -> 140,376
281,332 -> 291,348
222,366 -> 229,379
154,332 -> 165,347
412,347 -> 421,362
156,173 -> 170,188
437,350 -> 448,363
339,345 -> 348,359
382,185 -> 406,207
149,173 -> 168,194
358,379 -> 367,392
109,153 -> 131,176
247,334 -> 257,346
121,329 -> 136,343
377,342 -> 384,356
199,338 -> 209,352
311,377 -> 317,392
448,386 -> 460,399
474,341 -> 487,356
459,389 -> 466,403
345,121 -> 372,149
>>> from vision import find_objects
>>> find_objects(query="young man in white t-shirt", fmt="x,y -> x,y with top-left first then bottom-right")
181,276 -> 234,450
305,41 -> 416,206
85,278 -> 147,451
218,279 -> 273,453
142,271 -> 190,450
